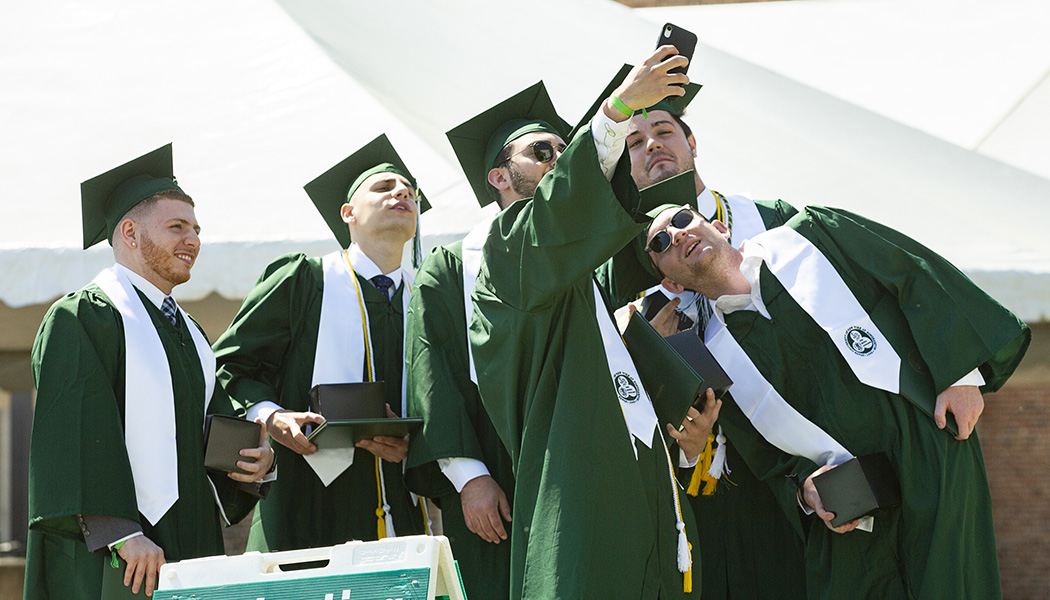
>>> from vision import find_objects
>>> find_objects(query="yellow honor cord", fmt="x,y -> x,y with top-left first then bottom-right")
686,431 -> 718,496
419,496 -> 432,536
684,542 -> 693,593
712,190 -> 733,246
375,456 -> 387,538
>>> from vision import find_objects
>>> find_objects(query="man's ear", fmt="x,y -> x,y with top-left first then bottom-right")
687,133 -> 698,159
117,218 -> 137,249
340,201 -> 355,225
661,277 -> 685,295
487,166 -> 511,192
711,219 -> 730,239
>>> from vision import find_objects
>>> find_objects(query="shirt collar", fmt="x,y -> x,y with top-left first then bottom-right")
712,241 -> 771,324
346,243 -> 403,288
696,187 -> 717,220
114,263 -> 169,310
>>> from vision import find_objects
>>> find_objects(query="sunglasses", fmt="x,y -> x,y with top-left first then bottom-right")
647,208 -> 698,254
502,140 -> 567,165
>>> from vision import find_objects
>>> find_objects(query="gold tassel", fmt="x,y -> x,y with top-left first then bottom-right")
687,432 -> 717,496
375,456 -> 387,539
683,542 -> 693,593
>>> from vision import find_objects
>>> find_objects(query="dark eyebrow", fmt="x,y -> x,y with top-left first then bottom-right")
167,217 -> 201,233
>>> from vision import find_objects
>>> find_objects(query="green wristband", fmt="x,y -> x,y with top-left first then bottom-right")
610,95 -> 634,117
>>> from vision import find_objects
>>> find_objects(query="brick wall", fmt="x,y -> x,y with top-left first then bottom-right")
983,383 -> 1050,599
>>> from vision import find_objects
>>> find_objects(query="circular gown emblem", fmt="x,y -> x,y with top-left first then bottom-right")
844,326 -> 876,356
614,372 -> 640,403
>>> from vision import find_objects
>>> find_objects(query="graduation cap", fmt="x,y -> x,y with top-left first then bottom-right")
303,134 -> 430,249
80,143 -> 184,249
569,64 -> 702,139
446,82 -> 570,207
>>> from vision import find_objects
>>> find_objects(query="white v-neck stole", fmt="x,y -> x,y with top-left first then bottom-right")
93,265 -> 214,525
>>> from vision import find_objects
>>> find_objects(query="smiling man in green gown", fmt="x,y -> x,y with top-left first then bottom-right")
646,203 -> 1029,599
25,145 -> 274,599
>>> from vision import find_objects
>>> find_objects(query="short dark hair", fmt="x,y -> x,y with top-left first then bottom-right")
670,112 -> 692,139
123,189 -> 195,221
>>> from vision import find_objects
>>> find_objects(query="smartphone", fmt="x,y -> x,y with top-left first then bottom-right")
655,23 -> 697,76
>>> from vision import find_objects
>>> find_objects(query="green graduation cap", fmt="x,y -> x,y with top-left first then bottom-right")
569,64 -> 702,139
446,81 -> 570,207
303,134 -> 430,249
80,143 -> 184,249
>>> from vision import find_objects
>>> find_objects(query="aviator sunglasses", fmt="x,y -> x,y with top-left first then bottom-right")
501,140 -> 567,165
647,207 -> 698,254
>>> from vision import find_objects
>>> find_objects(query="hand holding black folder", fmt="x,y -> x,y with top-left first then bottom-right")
305,382 -> 422,452
203,415 -> 263,475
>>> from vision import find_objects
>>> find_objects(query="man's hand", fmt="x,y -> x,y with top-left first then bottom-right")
934,385 -> 984,440
801,464 -> 859,534
356,404 -> 409,463
266,410 -> 325,455
627,297 -> 682,338
460,474 -> 512,544
668,388 -> 721,463
230,418 -> 275,482
604,46 -> 690,122
117,535 -> 166,597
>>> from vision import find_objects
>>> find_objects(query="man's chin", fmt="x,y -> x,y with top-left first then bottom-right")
648,165 -> 680,186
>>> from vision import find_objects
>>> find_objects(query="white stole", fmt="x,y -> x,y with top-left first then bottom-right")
745,226 -> 902,394
92,266 -> 215,526
306,249 -> 413,490
704,226 -> 904,531
592,282 -> 659,454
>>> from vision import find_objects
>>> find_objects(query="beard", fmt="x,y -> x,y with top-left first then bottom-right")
140,230 -> 191,288
508,162 -> 543,199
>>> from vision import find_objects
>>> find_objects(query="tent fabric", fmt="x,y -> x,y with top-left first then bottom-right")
2,0 -> 1048,322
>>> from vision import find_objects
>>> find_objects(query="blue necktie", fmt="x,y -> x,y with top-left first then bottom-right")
370,275 -> 394,302
161,296 -> 178,326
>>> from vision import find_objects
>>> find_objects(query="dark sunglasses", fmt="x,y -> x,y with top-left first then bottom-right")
647,208 -> 698,254
502,140 -> 567,165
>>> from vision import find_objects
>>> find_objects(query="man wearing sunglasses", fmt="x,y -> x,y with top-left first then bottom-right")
645,203 -> 1029,600
403,83 -> 565,600
440,47 -> 721,600
579,68 -> 809,599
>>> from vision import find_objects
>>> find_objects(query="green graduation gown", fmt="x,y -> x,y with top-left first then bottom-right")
718,207 -> 1030,600
681,197 -> 808,600
25,284 -> 236,599
212,253 -> 425,553
404,241 -> 516,600
469,129 -> 700,600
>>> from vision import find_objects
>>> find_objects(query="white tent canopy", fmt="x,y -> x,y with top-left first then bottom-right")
2,0 -> 1048,322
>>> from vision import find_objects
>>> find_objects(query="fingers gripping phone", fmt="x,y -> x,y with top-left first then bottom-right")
656,23 -> 697,76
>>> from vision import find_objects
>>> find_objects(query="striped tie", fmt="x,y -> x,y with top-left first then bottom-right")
161,296 -> 177,326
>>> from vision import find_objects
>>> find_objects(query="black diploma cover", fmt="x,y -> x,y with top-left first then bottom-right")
306,382 -> 422,449
203,414 -> 262,475
812,452 -> 902,527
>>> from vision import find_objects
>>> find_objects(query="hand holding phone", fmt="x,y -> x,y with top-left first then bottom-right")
656,23 -> 697,78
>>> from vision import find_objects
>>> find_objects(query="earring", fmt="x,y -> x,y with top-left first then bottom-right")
131,242 -> 136,247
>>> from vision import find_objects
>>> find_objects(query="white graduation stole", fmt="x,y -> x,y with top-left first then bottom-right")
93,265 -> 215,526
593,281 -> 693,573
461,208 -> 498,385
592,282 -> 659,452
307,248 -> 413,494
745,226 -> 902,394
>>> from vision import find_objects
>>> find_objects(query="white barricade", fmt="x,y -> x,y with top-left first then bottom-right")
154,535 -> 466,600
